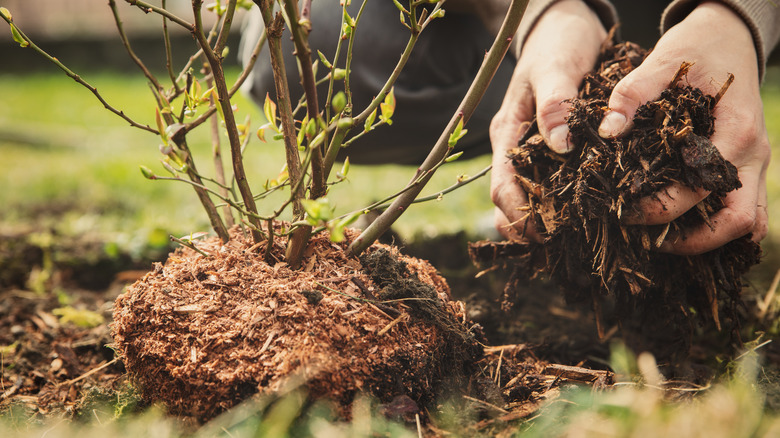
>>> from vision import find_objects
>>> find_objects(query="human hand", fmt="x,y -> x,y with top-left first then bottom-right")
490,0 -> 607,241
598,1 -> 770,255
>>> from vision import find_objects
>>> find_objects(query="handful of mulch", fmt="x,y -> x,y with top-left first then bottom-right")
472,39 -> 761,354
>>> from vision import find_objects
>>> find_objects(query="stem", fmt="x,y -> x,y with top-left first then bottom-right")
214,0 -> 237,56
185,30 -> 266,132
281,0 -> 325,199
348,0 -> 529,256
109,0 -> 164,93
125,0 -> 193,30
178,139 -> 232,242
193,0 -> 264,244
257,1 -> 309,268
161,0 -> 181,91
206,73 -> 236,227
0,16 -> 157,134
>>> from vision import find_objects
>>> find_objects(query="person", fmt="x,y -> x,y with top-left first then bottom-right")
240,0 -> 779,255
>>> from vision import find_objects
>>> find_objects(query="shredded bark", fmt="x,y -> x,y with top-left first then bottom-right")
471,39 -> 761,360
112,226 -> 482,421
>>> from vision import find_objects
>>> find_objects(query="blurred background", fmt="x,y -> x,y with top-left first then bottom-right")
0,0 -> 778,289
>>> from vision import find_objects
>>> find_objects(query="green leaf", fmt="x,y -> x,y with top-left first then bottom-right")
379,88 -> 396,125
445,151 -> 464,163
391,0 -> 408,13
364,108 -> 377,132
52,306 -> 105,328
337,157 -> 350,180
448,117 -> 468,148
310,130 -> 327,149
317,50 -> 333,69
155,108 -> 168,145
302,198 -> 334,225
257,122 -> 275,143
331,91 -> 347,113
140,165 -> 157,180
0,7 -> 12,21
10,24 -> 28,47
332,68 -> 346,80
337,117 -> 353,130
327,221 -> 346,242
263,92 -> 276,124
339,210 -> 364,229
304,117 -> 317,138
0,341 -> 19,357
212,88 -> 225,122
343,9 -> 355,27
341,23 -> 353,39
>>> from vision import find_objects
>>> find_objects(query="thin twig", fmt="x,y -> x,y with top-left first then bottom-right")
55,358 -> 119,387
161,0 -> 181,92
194,0 -> 263,244
109,0 -> 164,92
257,0 -> 309,266
281,0 -> 326,198
349,0 -> 529,255
0,15 -> 157,134
185,28 -> 266,132
125,0 -> 193,29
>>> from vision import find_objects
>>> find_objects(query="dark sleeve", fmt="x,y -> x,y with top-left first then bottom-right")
512,0 -> 619,59
661,0 -> 780,81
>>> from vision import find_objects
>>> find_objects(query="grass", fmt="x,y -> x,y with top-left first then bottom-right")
0,69 -> 495,244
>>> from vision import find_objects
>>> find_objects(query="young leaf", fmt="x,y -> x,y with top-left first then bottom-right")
337,157 -> 350,180
155,108 -> 168,145
0,7 -> 12,21
212,88 -> 225,122
10,24 -> 28,47
444,151 -> 464,163
263,93 -> 277,124
52,306 -> 105,328
364,108 -> 377,132
304,117 -> 317,138
379,88 -> 396,125
332,91 -> 347,114
391,0 -> 408,13
301,198 -> 334,226
331,68 -> 346,80
140,165 -> 157,180
448,117 -> 468,148
343,8 -> 355,27
317,50 -> 333,69
328,221 -> 346,243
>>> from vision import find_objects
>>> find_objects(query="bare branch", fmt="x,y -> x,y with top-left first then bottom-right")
349,0 -> 529,255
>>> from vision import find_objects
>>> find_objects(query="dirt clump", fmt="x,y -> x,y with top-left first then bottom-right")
472,39 -> 761,363
112,226 -> 484,421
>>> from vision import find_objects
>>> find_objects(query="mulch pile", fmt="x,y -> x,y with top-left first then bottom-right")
112,226 -> 487,421
472,38 -> 761,361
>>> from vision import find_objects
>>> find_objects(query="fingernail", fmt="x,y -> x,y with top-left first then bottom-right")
549,125 -> 572,154
598,111 -> 627,138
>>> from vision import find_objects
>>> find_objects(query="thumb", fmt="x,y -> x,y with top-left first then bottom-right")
598,63 -> 671,138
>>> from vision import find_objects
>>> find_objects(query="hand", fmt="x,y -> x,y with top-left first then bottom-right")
490,0 -> 607,241
598,1 -> 770,255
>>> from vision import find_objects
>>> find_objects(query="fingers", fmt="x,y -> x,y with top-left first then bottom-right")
657,166 -> 766,255
532,72 -> 579,154
489,107 -> 542,242
622,185 -> 709,225
598,60 -> 675,138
